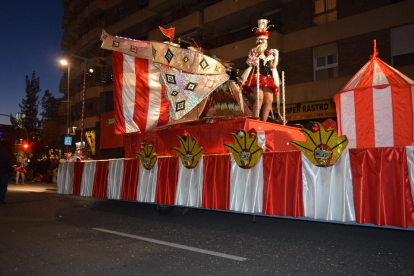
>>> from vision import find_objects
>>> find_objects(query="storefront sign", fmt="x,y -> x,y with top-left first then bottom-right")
106,118 -> 115,126
85,130 -> 96,155
274,100 -> 336,121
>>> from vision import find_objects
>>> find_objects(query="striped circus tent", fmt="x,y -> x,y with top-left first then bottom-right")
333,43 -> 414,148
58,146 -> 414,229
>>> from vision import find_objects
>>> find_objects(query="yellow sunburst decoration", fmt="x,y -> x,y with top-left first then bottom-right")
291,123 -> 348,167
224,130 -> 263,169
133,141 -> 157,170
172,133 -> 203,168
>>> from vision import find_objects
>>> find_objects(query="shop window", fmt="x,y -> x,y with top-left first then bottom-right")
313,43 -> 338,81
391,23 -> 414,67
313,0 -> 337,25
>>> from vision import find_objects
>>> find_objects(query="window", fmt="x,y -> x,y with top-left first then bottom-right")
313,0 -> 337,25
141,0 -> 149,9
116,5 -> 124,22
313,43 -> 338,81
391,23 -> 414,67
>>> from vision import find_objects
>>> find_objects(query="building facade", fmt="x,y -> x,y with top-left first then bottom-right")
60,0 -> 414,158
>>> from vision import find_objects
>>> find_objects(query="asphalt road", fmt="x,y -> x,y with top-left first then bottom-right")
1,182 -> 414,276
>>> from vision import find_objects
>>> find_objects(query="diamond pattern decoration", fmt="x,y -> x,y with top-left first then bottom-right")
130,45 -> 138,53
152,45 -> 157,59
165,48 -> 174,63
165,74 -> 176,84
185,82 -> 198,91
176,100 -> 185,112
170,91 -> 179,96
204,79 -> 216,89
183,56 -> 189,63
200,58 -> 209,70
112,41 -> 120,47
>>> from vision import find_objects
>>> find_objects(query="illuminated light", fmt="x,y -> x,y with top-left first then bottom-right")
60,60 -> 68,66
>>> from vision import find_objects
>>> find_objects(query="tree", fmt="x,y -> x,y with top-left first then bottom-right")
40,90 -> 59,124
39,120 -> 62,152
19,72 -> 41,134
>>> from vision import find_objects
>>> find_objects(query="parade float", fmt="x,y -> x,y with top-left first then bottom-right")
57,21 -> 414,230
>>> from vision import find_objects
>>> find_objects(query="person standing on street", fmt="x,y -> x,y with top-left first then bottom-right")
14,156 -> 27,185
0,140 -> 14,204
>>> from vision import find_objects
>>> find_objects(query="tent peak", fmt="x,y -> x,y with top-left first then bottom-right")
370,39 -> 379,59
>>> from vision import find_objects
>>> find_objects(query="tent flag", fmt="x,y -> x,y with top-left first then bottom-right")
112,51 -> 170,134
159,26 -> 175,43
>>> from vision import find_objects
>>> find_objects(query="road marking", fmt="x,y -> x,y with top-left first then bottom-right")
93,228 -> 247,262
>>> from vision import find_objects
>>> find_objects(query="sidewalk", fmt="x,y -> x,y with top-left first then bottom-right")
8,181 -> 57,193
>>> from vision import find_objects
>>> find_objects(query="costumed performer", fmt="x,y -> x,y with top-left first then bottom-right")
241,19 -> 280,122
14,155 -> 27,185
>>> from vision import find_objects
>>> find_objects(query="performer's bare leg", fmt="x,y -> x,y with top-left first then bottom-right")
251,87 -> 264,119
261,88 -> 274,122
16,172 -> 20,185
21,174 -> 25,185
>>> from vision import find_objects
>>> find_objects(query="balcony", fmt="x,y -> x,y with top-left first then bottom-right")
61,9 -> 74,30
87,27 -> 102,45
67,13 -> 84,33
62,0 -> 70,9
204,0 -> 265,24
59,75 -> 68,94
149,10 -> 205,41
204,21 -> 281,50
204,0 -> 281,34
73,116 -> 99,129
84,0 -> 107,22
149,4 -> 205,31
74,27 -> 102,54
176,28 -> 208,43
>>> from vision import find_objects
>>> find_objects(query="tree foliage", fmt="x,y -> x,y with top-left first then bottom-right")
39,120 -> 62,150
19,72 -> 41,134
40,90 -> 59,124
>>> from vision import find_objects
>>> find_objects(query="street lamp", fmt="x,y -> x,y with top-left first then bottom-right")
60,59 -> 71,152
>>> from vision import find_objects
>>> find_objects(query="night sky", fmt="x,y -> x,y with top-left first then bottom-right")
0,2 -> 64,125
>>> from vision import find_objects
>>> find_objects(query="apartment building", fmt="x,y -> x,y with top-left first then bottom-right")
60,0 -> 414,158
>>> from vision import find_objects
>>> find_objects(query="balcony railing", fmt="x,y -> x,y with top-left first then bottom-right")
149,4 -> 205,30
204,21 -> 282,50
177,28 -> 207,43
71,109 -> 99,121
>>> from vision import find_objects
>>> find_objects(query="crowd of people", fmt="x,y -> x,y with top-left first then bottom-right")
0,140 -> 66,203
23,157 -> 60,184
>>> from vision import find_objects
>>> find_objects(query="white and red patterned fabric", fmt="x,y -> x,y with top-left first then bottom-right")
58,146 -> 414,229
112,52 -> 170,134
334,56 -> 414,148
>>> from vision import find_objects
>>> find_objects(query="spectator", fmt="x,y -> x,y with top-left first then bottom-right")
0,140 -> 14,204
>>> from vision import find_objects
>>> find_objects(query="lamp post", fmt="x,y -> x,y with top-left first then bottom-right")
60,59 -> 71,153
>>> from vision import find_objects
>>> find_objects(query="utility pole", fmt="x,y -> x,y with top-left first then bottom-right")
70,54 -> 112,158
